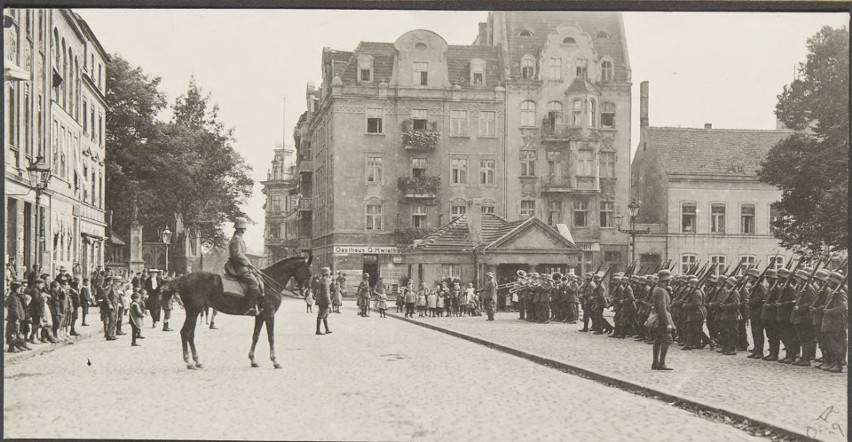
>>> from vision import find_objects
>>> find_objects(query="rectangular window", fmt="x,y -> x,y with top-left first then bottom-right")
682,203 -> 696,233
576,58 -> 587,78
769,256 -> 784,270
520,200 -> 535,218
588,100 -> 596,127
451,156 -> 467,184
681,255 -> 697,273
471,63 -> 485,85
366,108 -> 383,134
412,158 -> 427,178
366,156 -> 382,184
360,68 -> 371,82
600,151 -> 615,178
480,158 -> 495,185
520,150 -> 536,176
741,204 -> 755,234
441,264 -> 461,280
412,205 -> 427,228
366,204 -> 383,230
414,62 -> 428,86
577,150 -> 594,176
521,102 -> 536,127
481,205 -> 495,214
710,255 -> 726,275
451,205 -> 466,219
600,201 -> 613,228
271,195 -> 282,212
740,255 -> 756,269
711,203 -> 726,234
573,201 -> 588,227
478,111 -> 496,137
450,110 -> 468,136
601,102 -> 616,128
548,200 -> 562,226
548,58 -> 562,79
411,109 -> 428,130
572,100 -> 582,126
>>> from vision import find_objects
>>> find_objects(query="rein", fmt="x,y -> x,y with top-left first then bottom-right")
252,266 -> 302,299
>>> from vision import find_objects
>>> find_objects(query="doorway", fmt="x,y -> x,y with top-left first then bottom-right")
363,255 -> 379,289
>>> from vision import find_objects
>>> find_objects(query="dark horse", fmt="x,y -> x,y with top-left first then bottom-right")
160,256 -> 312,369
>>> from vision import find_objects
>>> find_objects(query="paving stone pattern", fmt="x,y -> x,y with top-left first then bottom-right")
5,300 -> 763,441
400,311 -> 847,442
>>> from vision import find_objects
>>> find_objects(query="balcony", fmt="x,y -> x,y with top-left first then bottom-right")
398,175 -> 440,199
541,121 -> 599,142
298,238 -> 311,250
402,120 -> 440,151
297,158 -> 313,174
298,198 -> 312,211
540,176 -> 573,193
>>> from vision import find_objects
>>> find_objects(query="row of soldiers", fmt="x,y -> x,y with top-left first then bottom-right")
508,258 -> 848,373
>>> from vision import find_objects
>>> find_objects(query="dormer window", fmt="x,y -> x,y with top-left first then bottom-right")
470,59 -> 486,86
358,57 -> 373,82
562,37 -> 577,45
414,62 -> 428,86
596,31 -> 610,39
518,29 -> 534,37
521,55 -> 536,79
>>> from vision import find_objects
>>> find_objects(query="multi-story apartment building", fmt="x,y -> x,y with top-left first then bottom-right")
260,142 -> 297,263
631,82 -> 795,274
288,12 -> 632,288
4,8 -> 108,278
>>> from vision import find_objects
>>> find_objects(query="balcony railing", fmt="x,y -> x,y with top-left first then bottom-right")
402,120 -> 440,151
298,198 -> 312,211
398,175 -> 440,198
541,122 -> 571,139
540,176 -> 573,192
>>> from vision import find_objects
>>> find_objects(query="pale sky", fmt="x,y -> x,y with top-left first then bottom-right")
76,9 -> 849,253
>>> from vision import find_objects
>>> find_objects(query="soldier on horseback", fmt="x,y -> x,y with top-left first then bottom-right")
226,218 -> 263,315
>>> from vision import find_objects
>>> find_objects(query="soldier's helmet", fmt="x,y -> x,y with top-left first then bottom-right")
552,272 -> 562,281
687,277 -> 699,286
593,273 -> 603,280
796,269 -> 811,280
725,276 -> 738,286
233,217 -> 249,229
777,268 -> 791,279
648,275 -> 659,284
362,273 -> 370,279
630,275 -> 639,283
320,267 -> 330,276
657,269 -> 672,282
585,272 -> 593,279
814,269 -> 829,282
517,269 -> 527,278
561,276 -> 568,282
828,271 -> 844,285
765,269 -> 778,279
486,272 -> 494,278
708,274 -> 718,283
747,268 -> 760,278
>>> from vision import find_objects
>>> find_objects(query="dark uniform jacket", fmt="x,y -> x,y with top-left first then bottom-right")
820,289 -> 847,332
761,283 -> 780,322
790,284 -> 816,325
5,291 -> 25,323
717,287 -> 741,322
316,276 -> 331,307
27,287 -> 43,320
611,286 -> 623,311
480,279 -> 495,301
808,285 -> 831,326
776,284 -> 797,322
567,282 -> 580,303
621,285 -> 636,313
683,287 -> 707,322
651,286 -> 673,327
592,283 -> 609,310
747,283 -> 767,321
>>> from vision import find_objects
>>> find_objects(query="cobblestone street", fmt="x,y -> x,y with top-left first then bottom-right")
395,309 -> 847,442
4,299 -> 768,441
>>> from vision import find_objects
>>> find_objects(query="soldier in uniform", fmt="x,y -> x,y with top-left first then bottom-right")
807,269 -> 831,367
633,276 -> 649,341
102,276 -> 121,341
566,275 -> 580,324
760,270 -> 781,361
736,272 -> 751,352
592,272 -> 612,334
226,218 -> 263,316
619,275 -> 637,338
790,268 -> 817,366
820,271 -> 847,373
357,273 -> 372,317
608,274 -> 623,338
650,270 -> 674,370
579,273 -> 594,332
745,268 -> 767,359
775,268 -> 799,364
714,276 -> 741,355
315,267 -> 333,335
480,272 -> 496,321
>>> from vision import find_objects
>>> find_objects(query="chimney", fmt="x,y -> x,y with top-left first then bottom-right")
467,198 -> 483,245
639,81 -> 649,128
704,123 -> 712,129
476,22 -> 488,45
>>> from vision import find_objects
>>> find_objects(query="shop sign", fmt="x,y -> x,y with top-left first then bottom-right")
392,256 -> 403,264
333,246 -> 400,255
578,242 -> 600,252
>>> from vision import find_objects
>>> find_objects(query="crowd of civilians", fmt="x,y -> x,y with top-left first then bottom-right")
4,260 -> 183,353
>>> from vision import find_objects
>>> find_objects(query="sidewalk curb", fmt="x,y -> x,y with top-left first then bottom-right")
388,312 -> 817,442
4,326 -> 100,365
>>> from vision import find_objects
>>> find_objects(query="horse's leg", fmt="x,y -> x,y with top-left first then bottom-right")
187,311 -> 201,368
180,310 -> 195,369
266,315 -> 282,369
249,316 -> 264,368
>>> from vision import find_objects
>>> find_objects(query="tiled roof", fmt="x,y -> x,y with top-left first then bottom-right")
565,77 -> 600,95
645,127 -> 794,177
415,213 -> 576,251
503,11 -> 627,82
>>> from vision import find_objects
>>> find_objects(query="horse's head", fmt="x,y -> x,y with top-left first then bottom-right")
159,277 -> 180,301
264,256 -> 313,292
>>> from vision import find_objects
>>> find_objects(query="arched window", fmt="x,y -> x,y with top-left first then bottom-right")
562,37 -> 576,45
61,39 -> 67,108
601,60 -> 614,82
571,99 -> 582,126
520,55 -> 536,80
546,101 -> 563,127
520,100 -> 536,127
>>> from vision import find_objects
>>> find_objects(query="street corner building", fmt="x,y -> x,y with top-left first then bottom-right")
4,8 -> 109,278
630,81 -> 795,273
265,11 -> 634,292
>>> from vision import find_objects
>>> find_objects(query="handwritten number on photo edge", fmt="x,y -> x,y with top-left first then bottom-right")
818,405 -> 838,422
807,426 -> 820,437
831,423 -> 844,437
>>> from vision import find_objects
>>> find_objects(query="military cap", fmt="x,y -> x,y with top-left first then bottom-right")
648,275 -> 659,283
58,266 -> 68,272
828,271 -> 844,284
630,275 -> 639,282
814,269 -> 829,282
320,267 -> 330,275
39,273 -> 50,279
657,269 -> 672,282
765,269 -> 778,279
747,268 -> 760,278
584,272 -> 593,279
486,272 -> 494,278
777,268 -> 791,278
795,269 -> 810,280
725,276 -> 738,286
362,273 -> 370,278
688,277 -> 700,286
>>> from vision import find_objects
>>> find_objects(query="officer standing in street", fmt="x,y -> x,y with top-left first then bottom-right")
579,273 -> 594,332
481,272 -> 496,321
315,267 -> 333,335
651,269 -> 674,370
357,273 -> 371,317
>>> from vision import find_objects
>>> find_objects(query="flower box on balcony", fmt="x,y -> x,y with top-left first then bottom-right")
402,120 -> 440,151
398,175 -> 441,197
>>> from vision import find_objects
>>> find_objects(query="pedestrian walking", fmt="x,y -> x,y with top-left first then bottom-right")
145,269 -> 163,328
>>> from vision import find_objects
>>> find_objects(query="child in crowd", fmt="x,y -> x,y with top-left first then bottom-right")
396,288 -> 404,313
404,281 -> 417,318
436,285 -> 445,317
305,287 -> 314,313
376,289 -> 388,318
451,282 -> 461,317
129,292 -> 145,347
417,284 -> 428,318
426,287 -> 437,317
461,283 -> 473,316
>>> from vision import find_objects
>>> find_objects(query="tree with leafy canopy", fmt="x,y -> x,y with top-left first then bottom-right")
758,26 -> 848,257
106,56 -> 253,249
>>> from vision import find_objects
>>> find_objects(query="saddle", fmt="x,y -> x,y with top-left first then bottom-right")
221,262 -> 264,297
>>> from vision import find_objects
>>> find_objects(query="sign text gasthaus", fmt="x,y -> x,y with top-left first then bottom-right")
333,246 -> 401,255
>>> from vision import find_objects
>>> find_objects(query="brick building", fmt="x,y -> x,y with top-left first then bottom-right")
285,12 -> 632,290
4,8 -> 109,278
630,81 -> 795,274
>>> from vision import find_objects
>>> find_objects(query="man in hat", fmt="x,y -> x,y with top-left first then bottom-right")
651,270 -> 674,370
5,279 -> 30,353
775,268 -> 799,364
760,269 -> 781,361
820,271 -> 847,373
479,272 -> 497,321
744,267 -> 767,358
579,272 -> 595,332
227,218 -> 263,316
101,276 -> 121,341
315,267 -> 333,335
357,273 -> 371,317
592,272 -> 612,334
145,269 -> 163,328
54,265 -> 72,286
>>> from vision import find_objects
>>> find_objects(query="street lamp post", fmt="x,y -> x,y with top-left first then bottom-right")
162,226 -> 172,274
616,198 -> 651,263
27,158 -> 52,270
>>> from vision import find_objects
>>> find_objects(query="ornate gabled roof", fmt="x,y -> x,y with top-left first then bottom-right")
414,213 -> 578,251
565,77 -> 600,96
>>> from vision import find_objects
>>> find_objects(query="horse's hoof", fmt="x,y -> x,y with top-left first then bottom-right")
273,363 -> 283,369
251,362 -> 260,368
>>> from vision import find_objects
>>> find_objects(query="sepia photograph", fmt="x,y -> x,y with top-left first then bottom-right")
2,4 -> 849,441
